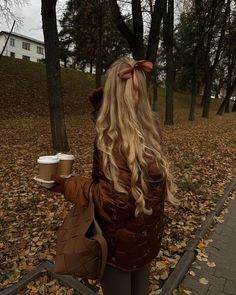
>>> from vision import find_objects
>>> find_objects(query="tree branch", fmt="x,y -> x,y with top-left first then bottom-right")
109,0 -> 134,44
212,0 -> 231,70
146,0 -> 163,62
132,0 -> 145,58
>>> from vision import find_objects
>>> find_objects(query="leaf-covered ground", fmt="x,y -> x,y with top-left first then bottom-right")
0,110 -> 235,293
0,56 -> 235,293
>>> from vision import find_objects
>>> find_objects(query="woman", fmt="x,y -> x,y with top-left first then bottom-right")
52,57 -> 179,295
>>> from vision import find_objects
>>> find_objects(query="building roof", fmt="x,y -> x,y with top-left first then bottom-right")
0,31 -> 44,45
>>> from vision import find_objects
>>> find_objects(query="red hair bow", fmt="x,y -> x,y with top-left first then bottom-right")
118,60 -> 153,108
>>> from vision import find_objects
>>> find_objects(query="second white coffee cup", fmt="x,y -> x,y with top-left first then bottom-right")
56,153 -> 75,177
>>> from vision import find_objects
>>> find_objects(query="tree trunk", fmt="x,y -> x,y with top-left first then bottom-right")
163,0 -> 174,125
90,59 -> 93,74
41,0 -> 69,151
63,58 -> 67,68
96,1 -> 103,88
146,0 -> 163,63
215,77 -> 224,99
189,47 -> 198,121
232,100 -> 236,112
189,68 -> 197,121
225,99 -> 230,113
152,65 -> 158,112
217,77 -> 236,115
109,0 -> 163,62
202,0 -> 230,118
217,94 -> 229,115
132,0 -> 145,59
200,93 -> 205,107
165,46 -> 174,125
225,81 -> 231,113
202,71 -> 212,118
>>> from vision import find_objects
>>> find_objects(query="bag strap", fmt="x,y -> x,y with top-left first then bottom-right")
93,234 -> 108,280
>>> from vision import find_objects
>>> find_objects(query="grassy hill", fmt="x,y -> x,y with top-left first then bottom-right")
0,56 -> 232,119
0,57 -> 95,118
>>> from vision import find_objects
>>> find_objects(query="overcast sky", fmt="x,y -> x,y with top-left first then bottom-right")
0,0 -> 67,42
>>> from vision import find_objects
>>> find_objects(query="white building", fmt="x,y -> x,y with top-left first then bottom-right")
0,31 -> 45,63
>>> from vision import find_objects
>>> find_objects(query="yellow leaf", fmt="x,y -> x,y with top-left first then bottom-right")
19,261 -> 27,270
197,240 -> 206,251
207,261 -> 216,268
49,284 -> 57,293
0,242 -> 4,249
189,271 -> 196,277
199,278 -> 208,285
178,285 -> 191,294
183,290 -> 192,295
27,281 -> 34,288
161,270 -> 169,280
156,261 -> 166,270
30,286 -> 38,293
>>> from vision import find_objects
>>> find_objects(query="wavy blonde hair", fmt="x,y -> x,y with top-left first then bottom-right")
96,57 -> 179,217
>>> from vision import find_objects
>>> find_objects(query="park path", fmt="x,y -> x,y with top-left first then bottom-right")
178,189 -> 236,295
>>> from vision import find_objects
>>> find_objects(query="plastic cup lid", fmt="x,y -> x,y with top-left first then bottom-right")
56,153 -> 75,160
37,156 -> 60,164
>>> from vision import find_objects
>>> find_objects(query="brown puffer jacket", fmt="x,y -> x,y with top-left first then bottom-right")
64,138 -> 166,271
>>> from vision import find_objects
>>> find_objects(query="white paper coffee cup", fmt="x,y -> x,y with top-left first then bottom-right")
37,156 -> 59,181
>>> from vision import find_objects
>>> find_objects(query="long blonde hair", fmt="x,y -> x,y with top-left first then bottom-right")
96,57 -> 179,217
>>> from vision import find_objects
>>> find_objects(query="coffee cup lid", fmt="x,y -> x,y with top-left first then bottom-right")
56,153 -> 75,160
37,156 -> 60,164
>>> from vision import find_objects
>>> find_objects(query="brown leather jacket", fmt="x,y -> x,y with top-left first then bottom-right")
64,138 -> 166,271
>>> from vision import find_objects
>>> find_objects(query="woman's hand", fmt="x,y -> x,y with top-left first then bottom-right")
49,175 -> 67,193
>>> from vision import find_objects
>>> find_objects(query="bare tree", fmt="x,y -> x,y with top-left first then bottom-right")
188,0 -> 208,121
201,0 -> 231,118
41,0 -> 69,151
109,0 -> 164,63
0,0 -> 27,26
96,0 -> 103,88
109,0 -> 175,123
162,0 -> 174,125
217,2 -> 236,115
232,99 -> 236,112
217,77 -> 236,115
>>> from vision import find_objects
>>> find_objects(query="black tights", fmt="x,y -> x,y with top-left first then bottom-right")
100,264 -> 150,295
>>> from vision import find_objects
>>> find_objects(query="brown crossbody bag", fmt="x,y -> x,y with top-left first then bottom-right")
54,181 -> 108,281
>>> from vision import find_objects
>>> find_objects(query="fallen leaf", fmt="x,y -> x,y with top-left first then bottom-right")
207,261 -> 216,268
161,270 -> 169,280
189,271 -> 196,277
178,285 -> 192,294
155,261 -> 166,270
199,278 -> 209,285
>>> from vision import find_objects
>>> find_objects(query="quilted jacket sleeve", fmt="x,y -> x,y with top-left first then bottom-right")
64,176 -> 93,208
63,138 -> 99,208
